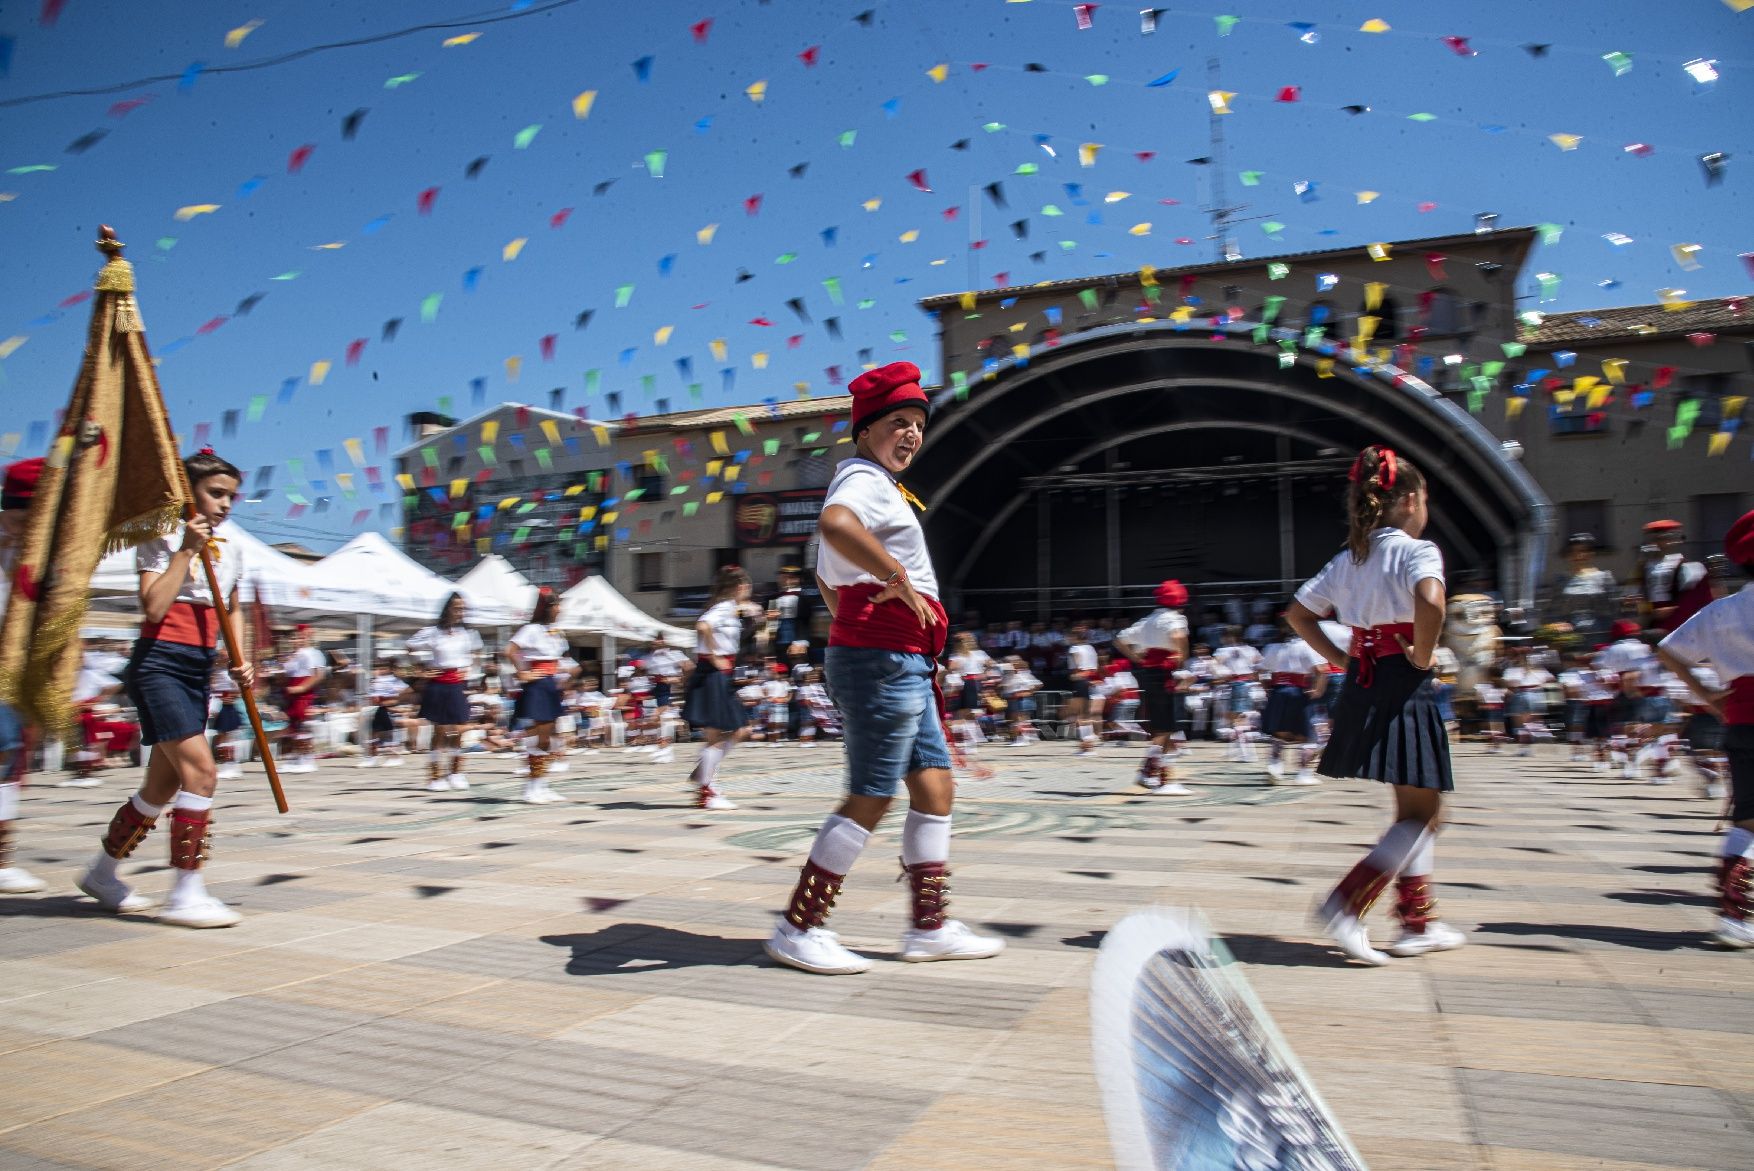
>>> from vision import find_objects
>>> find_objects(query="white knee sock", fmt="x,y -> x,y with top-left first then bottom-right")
901,810 -> 952,866
695,742 -> 727,788
0,781 -> 18,821
173,791 -> 212,813
132,792 -> 167,819
807,813 -> 871,875
1403,828 -> 1435,877
1724,827 -> 1754,859
1364,818 -> 1430,880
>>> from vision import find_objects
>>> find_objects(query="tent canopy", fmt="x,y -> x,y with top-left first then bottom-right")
555,575 -> 693,647
455,555 -> 538,626
90,519 -> 320,608
299,530 -> 511,626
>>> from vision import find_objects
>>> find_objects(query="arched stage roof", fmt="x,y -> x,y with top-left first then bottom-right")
908,322 -> 1554,609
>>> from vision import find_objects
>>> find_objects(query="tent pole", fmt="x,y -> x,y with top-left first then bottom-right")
602,634 -> 616,692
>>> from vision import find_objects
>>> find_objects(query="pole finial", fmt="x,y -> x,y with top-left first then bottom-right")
96,225 -> 126,258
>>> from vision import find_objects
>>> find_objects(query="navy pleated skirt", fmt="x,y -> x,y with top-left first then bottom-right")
1261,685 -> 1313,739
1135,667 -> 1185,735
371,703 -> 395,735
127,639 -> 215,747
514,675 -> 563,725
213,702 -> 243,735
1318,655 -> 1453,791
683,664 -> 749,732
419,680 -> 471,727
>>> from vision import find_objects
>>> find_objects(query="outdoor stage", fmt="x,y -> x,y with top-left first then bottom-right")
0,743 -> 1748,1169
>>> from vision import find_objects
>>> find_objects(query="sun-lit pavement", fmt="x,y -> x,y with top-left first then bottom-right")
1,737 -> 1750,1169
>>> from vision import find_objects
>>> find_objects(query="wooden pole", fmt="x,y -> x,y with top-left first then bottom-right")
98,226 -> 289,813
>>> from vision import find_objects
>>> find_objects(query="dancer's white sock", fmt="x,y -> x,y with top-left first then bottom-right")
901,810 -> 951,866
1724,827 -> 1754,859
807,813 -> 871,875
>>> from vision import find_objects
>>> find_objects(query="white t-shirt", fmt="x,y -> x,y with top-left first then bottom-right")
773,591 -> 800,620
1117,609 -> 1188,652
1662,584 -> 1754,686
284,646 -> 326,681
1067,643 -> 1099,673
407,625 -> 482,670
1645,554 -> 1706,605
1501,665 -> 1553,692
949,649 -> 993,678
135,522 -> 246,606
646,646 -> 687,680
1595,637 -> 1655,684
72,665 -> 120,704
1262,639 -> 1324,679
1476,683 -> 1505,707
697,600 -> 741,656
816,458 -> 939,601
511,623 -> 570,662
1214,644 -> 1263,678
369,674 -> 405,702
1000,669 -> 1040,697
762,677 -> 791,701
1295,527 -> 1446,630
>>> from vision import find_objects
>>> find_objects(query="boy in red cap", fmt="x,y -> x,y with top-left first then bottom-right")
0,458 -> 48,894
1657,509 -> 1754,949
764,361 -> 1002,974
1115,579 -> 1193,793
1642,519 -> 1707,630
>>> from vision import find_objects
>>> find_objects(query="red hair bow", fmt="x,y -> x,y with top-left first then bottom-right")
1347,445 -> 1397,489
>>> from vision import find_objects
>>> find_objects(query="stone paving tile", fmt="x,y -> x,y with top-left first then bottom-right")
1,743 -> 1751,1169
1458,1068 -> 1750,1167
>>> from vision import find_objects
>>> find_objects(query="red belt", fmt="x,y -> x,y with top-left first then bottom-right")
828,581 -> 957,754
530,660 -> 557,677
1271,672 -> 1307,688
432,668 -> 465,685
1727,677 -> 1754,726
1350,623 -> 1416,688
1142,649 -> 1182,669
140,600 -> 219,648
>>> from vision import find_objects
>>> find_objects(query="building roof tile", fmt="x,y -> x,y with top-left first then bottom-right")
1527,296 -> 1752,346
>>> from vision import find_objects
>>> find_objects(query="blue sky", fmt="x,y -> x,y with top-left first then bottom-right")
1,0 -> 1747,549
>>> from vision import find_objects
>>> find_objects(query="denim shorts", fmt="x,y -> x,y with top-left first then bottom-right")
0,699 -> 22,755
824,646 -> 952,797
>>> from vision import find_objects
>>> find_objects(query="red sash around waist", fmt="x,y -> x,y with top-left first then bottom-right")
432,668 -> 465,685
1141,649 -> 1182,669
139,600 -> 219,648
828,582 -> 948,657
530,660 -> 558,677
1350,623 -> 1416,689
1727,677 -> 1754,726
1271,672 -> 1308,689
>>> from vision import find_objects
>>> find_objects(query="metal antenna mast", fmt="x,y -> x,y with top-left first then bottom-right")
1205,57 -> 1242,262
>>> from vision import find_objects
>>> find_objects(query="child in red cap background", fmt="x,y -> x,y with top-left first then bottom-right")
0,458 -> 48,894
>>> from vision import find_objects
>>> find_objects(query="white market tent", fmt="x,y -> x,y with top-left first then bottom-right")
555,575 -> 693,686
454,554 -> 538,626
299,531 -> 511,627
89,518 -> 318,607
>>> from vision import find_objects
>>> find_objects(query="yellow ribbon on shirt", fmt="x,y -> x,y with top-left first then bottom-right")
895,483 -> 927,513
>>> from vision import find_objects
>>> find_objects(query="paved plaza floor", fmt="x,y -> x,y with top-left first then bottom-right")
1,739 -> 1750,1169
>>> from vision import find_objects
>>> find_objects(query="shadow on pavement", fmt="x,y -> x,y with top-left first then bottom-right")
1473,921 -> 1712,951
541,923 -> 765,976
1220,934 -> 1356,968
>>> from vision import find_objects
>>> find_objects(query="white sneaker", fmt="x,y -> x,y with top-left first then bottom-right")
1324,915 -> 1391,966
899,919 -> 1005,962
763,919 -> 873,974
158,894 -> 241,929
1293,769 -> 1321,786
1266,759 -> 1286,782
548,758 -> 570,774
216,763 -> 242,781
650,747 -> 674,764
701,793 -> 737,811
1706,782 -> 1727,800
521,782 -> 545,804
448,774 -> 470,791
1516,746 -> 1533,758
0,866 -> 47,894
1647,774 -> 1671,786
1712,916 -> 1754,950
1385,921 -> 1467,957
356,757 -> 377,769
77,865 -> 152,914
377,755 -> 403,768
425,778 -> 452,793
56,776 -> 102,788
1157,781 -> 1193,796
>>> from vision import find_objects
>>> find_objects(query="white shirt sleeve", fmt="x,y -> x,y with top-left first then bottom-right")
826,465 -> 894,531
1401,540 -> 1446,593
1294,552 -> 1342,618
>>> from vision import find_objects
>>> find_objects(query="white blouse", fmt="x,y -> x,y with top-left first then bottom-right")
697,600 -> 742,656
407,625 -> 482,670
1296,528 -> 1445,629
511,623 -> 570,662
135,522 -> 245,606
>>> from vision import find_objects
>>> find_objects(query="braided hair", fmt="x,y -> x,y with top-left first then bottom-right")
1345,445 -> 1426,564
